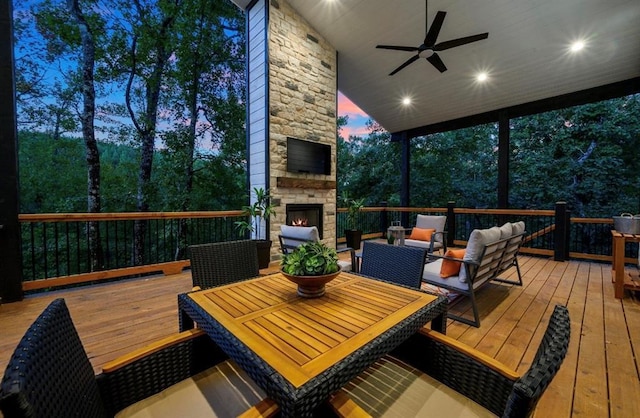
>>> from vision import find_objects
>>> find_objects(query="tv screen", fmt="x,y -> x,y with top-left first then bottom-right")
286,137 -> 331,175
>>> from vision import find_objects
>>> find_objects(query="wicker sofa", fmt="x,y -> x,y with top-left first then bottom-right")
421,221 -> 526,327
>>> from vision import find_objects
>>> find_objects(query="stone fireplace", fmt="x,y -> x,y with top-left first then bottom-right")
246,0 -> 338,264
286,204 -> 324,239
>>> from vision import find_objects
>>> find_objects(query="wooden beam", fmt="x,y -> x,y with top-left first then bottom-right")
276,176 -> 336,189
392,77 -> 640,139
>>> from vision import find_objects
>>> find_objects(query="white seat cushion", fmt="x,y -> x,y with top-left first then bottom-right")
116,360 -> 267,418
343,356 -> 497,418
280,225 -> 320,248
338,259 -> 352,272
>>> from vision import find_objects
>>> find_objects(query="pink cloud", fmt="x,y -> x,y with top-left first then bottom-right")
338,92 -> 368,119
338,91 -> 371,138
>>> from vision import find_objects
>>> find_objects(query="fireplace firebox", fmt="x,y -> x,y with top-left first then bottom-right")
285,204 -> 323,239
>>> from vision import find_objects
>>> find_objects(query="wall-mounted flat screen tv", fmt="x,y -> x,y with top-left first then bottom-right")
286,137 -> 331,175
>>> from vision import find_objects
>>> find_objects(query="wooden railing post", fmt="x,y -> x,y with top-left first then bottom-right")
554,202 -> 570,261
447,201 -> 456,247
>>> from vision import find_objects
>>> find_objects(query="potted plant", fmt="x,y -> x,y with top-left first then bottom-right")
341,194 -> 365,250
235,187 -> 276,269
281,241 -> 340,297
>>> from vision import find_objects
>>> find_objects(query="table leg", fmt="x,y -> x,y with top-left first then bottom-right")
613,235 -> 625,299
178,295 -> 195,331
431,310 -> 447,334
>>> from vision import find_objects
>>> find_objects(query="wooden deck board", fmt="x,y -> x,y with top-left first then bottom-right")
1,255 -> 639,417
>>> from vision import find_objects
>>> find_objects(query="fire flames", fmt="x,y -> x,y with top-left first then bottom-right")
291,218 -> 308,227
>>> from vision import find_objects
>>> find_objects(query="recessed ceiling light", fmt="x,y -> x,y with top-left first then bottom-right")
570,41 -> 585,52
476,72 -> 488,82
402,97 -> 412,106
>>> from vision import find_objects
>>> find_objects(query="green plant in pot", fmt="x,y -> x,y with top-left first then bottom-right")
341,194 -> 365,250
281,241 -> 340,298
235,187 -> 276,269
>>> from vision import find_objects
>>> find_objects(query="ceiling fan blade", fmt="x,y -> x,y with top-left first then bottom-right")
424,11 -> 446,47
376,45 -> 419,52
389,54 -> 420,76
433,33 -> 489,51
426,53 -> 447,73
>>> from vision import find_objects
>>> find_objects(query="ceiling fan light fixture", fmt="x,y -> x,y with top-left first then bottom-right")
375,1 -> 489,76
418,49 -> 434,59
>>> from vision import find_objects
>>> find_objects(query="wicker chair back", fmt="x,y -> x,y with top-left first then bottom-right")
0,299 -> 108,418
359,241 -> 427,288
189,240 -> 260,289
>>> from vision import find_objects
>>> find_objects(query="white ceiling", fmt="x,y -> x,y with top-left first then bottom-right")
237,0 -> 640,134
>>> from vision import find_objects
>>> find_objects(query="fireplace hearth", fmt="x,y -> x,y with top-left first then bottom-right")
286,204 -> 323,239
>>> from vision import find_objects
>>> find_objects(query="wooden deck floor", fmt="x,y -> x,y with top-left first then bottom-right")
1,255 -> 639,417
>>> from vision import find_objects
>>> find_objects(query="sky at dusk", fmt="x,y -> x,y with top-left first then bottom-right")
337,91 -> 372,138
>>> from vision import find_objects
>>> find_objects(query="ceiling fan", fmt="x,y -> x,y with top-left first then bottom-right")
376,0 -> 488,75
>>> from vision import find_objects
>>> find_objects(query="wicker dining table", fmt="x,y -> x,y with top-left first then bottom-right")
178,271 -> 448,417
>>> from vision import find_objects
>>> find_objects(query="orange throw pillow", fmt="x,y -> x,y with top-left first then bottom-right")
409,227 -> 435,241
440,248 -> 466,278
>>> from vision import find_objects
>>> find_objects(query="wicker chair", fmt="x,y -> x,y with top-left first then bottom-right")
0,298 -> 278,418
189,239 -> 260,290
359,241 -> 427,288
330,305 -> 571,418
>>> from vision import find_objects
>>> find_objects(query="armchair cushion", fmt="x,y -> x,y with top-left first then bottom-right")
340,356 -> 495,418
409,227 -> 435,241
280,225 -> 319,246
440,248 -> 466,278
415,215 -> 446,240
116,360 -> 267,418
464,226 -> 502,264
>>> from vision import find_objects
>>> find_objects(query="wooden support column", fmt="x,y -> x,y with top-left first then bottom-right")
0,0 -> 24,302
497,110 -> 510,209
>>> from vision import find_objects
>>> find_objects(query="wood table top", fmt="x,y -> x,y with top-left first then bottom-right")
187,271 -> 439,388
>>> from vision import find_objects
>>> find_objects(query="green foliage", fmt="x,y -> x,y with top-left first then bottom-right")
234,187 -> 276,240
337,94 -> 640,217
281,241 -> 340,276
340,192 -> 365,230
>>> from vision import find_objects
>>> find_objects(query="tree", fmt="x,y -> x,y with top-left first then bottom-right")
68,0 -> 103,270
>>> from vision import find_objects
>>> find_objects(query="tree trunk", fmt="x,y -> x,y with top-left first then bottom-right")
69,0 -> 103,271
174,58 -> 199,260
127,6 -> 176,265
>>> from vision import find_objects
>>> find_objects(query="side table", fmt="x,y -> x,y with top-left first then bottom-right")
611,230 -> 640,299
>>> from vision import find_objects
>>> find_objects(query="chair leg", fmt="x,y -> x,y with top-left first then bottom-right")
445,289 -> 481,328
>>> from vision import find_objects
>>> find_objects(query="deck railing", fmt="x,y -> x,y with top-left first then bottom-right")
18,205 -> 635,292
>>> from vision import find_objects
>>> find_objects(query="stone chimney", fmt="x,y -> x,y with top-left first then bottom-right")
246,0 -> 338,264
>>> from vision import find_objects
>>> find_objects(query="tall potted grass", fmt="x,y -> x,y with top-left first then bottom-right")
342,195 -> 364,250
235,187 -> 276,268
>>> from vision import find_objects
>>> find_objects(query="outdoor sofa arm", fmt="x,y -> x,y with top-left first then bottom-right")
430,230 -> 447,253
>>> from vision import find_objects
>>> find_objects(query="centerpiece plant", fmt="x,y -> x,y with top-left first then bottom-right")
281,241 -> 340,277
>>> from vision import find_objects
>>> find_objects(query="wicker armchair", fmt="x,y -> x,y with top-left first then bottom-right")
359,241 -> 427,288
330,305 -> 571,418
189,239 -> 260,290
0,298 -> 277,418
